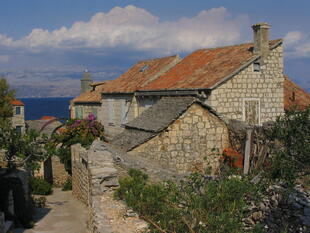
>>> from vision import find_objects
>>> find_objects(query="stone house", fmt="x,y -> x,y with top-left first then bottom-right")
137,23 -> 285,125
71,71 -> 111,120
112,96 -> 230,173
109,23 -> 310,174
11,99 -> 25,133
284,75 -> 310,111
100,55 -> 181,137
26,117 -> 69,186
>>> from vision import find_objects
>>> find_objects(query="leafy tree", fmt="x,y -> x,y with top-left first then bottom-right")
0,78 -> 15,148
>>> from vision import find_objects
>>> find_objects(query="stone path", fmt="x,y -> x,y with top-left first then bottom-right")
13,188 -> 88,233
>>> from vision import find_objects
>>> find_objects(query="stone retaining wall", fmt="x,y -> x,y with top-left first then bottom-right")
71,144 -> 89,205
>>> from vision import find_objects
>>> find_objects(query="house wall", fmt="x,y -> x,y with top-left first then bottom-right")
129,104 -> 230,174
101,95 -> 159,138
209,45 -> 284,123
71,104 -> 101,120
11,106 -> 25,133
101,95 -> 135,137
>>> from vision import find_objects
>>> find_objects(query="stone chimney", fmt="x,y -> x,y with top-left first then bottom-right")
252,22 -> 270,60
81,69 -> 92,94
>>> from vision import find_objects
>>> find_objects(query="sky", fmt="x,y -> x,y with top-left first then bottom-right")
0,0 -> 309,97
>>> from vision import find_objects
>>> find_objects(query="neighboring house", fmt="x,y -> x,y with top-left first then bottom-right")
71,71 -> 111,120
100,55 -> 181,137
11,99 -> 25,133
112,97 -> 230,174
26,116 -> 69,185
284,75 -> 310,111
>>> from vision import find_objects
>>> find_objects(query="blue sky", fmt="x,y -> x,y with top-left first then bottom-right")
0,0 -> 309,96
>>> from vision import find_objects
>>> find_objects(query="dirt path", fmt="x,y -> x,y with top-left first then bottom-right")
13,188 -> 88,233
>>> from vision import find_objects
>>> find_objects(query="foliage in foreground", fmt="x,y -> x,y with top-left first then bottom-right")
62,177 -> 72,191
116,169 -> 257,233
266,107 -> 310,184
30,177 -> 53,195
51,114 -> 105,173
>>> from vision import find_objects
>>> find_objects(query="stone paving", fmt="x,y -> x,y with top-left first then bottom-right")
13,188 -> 88,233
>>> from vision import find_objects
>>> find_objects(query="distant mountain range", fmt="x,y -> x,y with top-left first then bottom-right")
0,68 -> 122,98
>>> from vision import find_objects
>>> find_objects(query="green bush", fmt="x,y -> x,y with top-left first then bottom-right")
62,177 -> 72,191
30,177 -> 53,195
116,169 -> 257,233
266,107 -> 310,184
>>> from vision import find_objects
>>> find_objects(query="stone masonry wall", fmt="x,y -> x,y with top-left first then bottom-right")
209,44 -> 284,124
51,156 -> 69,186
130,104 -> 230,174
71,144 -> 89,205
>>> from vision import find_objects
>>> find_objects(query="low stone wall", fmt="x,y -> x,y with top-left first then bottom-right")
51,156 -> 69,186
71,144 -> 89,205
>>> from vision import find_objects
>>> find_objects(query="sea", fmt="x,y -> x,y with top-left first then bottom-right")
20,97 -> 72,121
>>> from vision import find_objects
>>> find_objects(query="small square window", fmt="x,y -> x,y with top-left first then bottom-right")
15,125 -> 22,134
15,106 -> 21,115
253,62 -> 261,72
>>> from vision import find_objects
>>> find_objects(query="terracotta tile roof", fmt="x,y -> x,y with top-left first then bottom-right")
11,99 -> 24,106
141,40 -> 282,91
72,81 -> 111,103
102,55 -> 180,93
284,76 -> 310,111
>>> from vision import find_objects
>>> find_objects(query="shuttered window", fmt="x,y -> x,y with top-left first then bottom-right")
107,99 -> 115,124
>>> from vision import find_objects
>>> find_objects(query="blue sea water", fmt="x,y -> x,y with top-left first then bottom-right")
20,97 -> 72,120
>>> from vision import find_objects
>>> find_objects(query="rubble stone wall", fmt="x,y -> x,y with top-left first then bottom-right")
209,44 -> 284,124
71,144 -> 89,205
130,104 -> 230,174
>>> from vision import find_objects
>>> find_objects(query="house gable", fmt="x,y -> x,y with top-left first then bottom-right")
208,43 -> 284,123
127,103 -> 230,173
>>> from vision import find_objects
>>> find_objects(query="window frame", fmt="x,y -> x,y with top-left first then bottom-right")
242,98 -> 261,126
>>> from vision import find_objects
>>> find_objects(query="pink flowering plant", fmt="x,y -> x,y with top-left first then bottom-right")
54,113 -> 105,148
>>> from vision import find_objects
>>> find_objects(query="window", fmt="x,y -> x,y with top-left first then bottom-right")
253,62 -> 261,72
290,91 -> 296,101
15,125 -> 22,134
120,100 -> 130,124
75,106 -> 83,119
91,108 -> 97,118
107,99 -> 115,125
139,65 -> 149,72
243,98 -> 260,126
15,106 -> 21,115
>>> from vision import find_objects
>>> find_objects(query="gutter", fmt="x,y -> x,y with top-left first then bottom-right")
135,88 -> 211,96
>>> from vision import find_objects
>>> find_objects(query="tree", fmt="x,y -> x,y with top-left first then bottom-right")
0,78 -> 15,153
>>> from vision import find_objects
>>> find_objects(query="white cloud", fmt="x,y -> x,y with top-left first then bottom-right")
284,31 -> 310,58
0,5 -> 249,54
284,31 -> 303,46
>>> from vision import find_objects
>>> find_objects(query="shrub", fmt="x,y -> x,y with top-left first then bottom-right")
62,177 -> 72,191
265,107 -> 310,184
116,169 -> 257,233
30,177 -> 53,195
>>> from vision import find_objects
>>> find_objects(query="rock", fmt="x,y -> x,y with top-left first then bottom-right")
125,209 -> 139,218
252,211 -> 263,221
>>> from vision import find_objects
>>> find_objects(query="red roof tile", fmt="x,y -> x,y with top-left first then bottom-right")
284,76 -> 310,111
72,81 -> 111,103
141,40 -> 282,91
102,55 -> 180,93
11,99 -> 24,106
